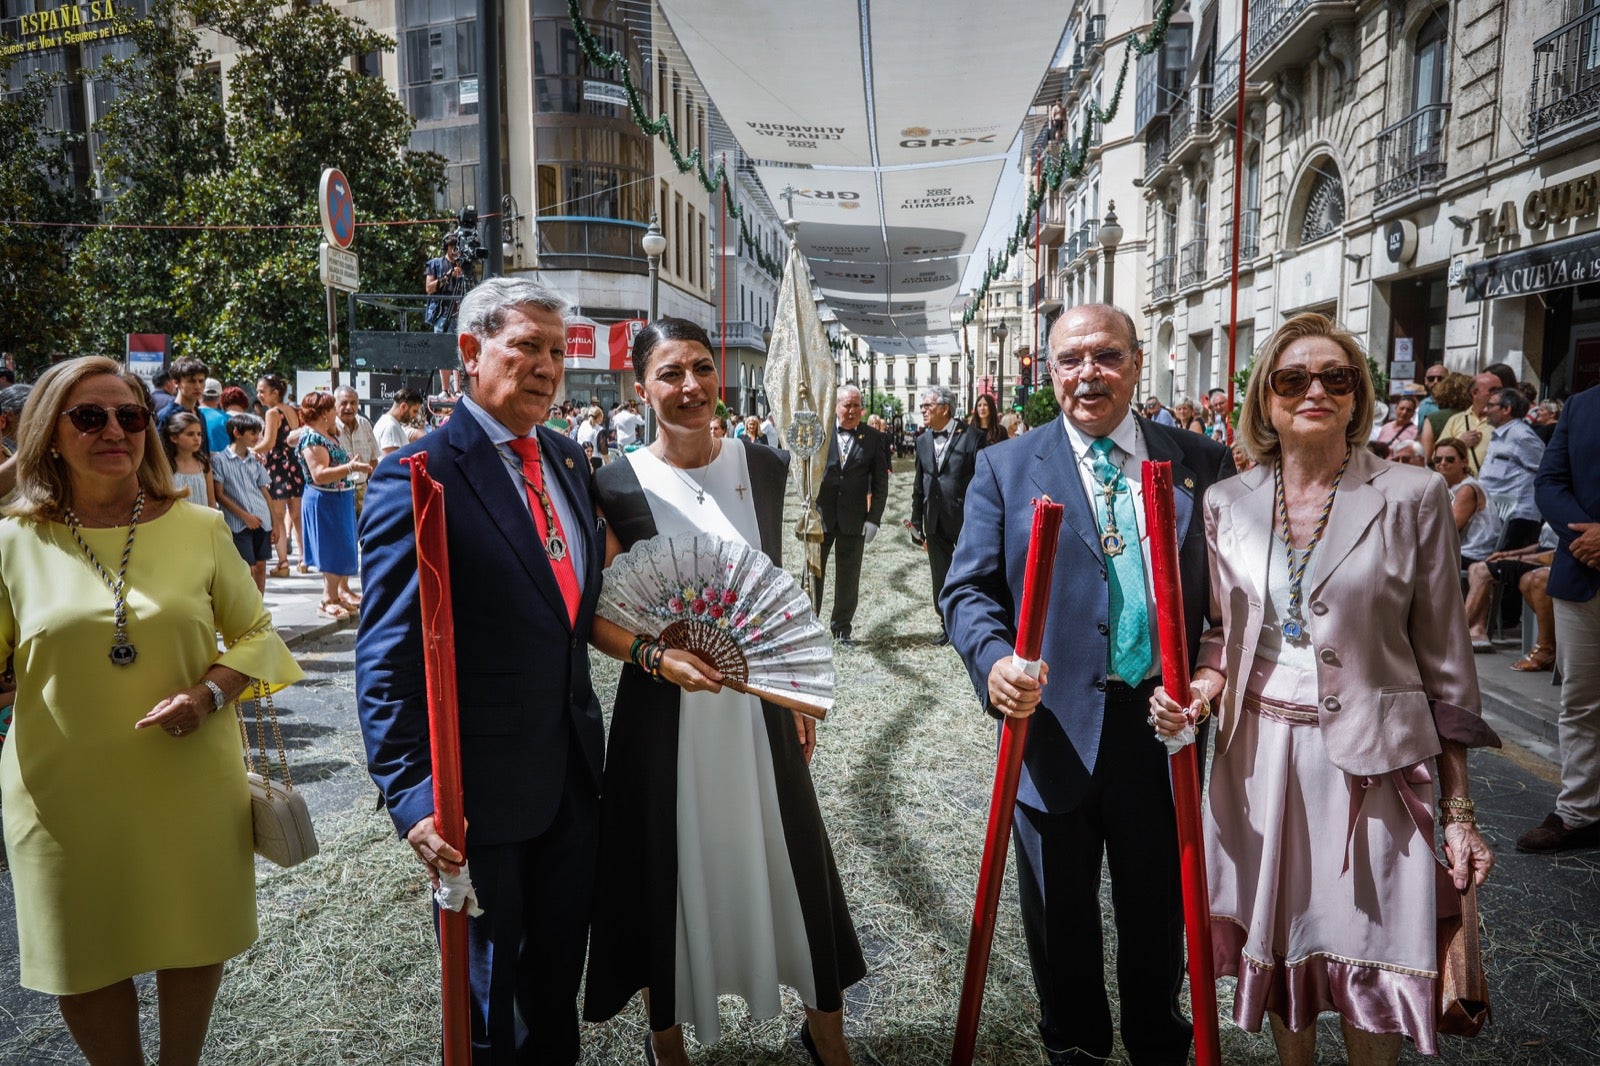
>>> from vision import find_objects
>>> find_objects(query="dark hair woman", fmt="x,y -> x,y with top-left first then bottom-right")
584,317 -> 865,1065
251,373 -> 306,576
970,392 -> 1005,447
1,356 -> 301,1065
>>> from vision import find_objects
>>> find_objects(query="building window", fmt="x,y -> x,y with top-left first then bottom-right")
1412,8 -> 1447,110
531,13 -> 634,116
1297,162 -> 1346,244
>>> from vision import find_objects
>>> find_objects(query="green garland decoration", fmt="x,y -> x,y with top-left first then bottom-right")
567,0 -> 1176,328
566,0 -> 783,280
961,0 -> 1179,325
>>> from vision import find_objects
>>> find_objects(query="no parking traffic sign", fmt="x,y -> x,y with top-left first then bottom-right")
319,167 -> 356,249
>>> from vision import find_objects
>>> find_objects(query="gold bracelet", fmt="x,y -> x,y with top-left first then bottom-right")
1439,811 -> 1478,826
1439,796 -> 1476,813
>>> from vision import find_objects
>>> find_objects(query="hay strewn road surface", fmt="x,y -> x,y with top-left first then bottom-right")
1,464 -> 1596,1064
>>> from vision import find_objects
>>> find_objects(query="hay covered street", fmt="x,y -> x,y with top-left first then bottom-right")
1,466 -> 1596,1064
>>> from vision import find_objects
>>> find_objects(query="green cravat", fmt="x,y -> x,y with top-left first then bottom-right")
1090,438 -> 1152,682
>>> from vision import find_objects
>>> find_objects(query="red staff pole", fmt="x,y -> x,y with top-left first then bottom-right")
1141,460 -> 1221,1066
951,497 -> 1066,1066
406,452 -> 472,1066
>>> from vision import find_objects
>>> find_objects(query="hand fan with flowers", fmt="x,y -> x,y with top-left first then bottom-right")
599,533 -> 835,718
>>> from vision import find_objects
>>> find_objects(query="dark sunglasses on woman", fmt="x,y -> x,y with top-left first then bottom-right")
1267,366 -> 1361,399
61,403 -> 151,434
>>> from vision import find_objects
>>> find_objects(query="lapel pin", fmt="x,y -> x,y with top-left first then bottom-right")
565,457 -> 575,469
1183,477 -> 1195,488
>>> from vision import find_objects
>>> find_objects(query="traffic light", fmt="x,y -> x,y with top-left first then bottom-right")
1019,353 -> 1034,386
1015,384 -> 1028,409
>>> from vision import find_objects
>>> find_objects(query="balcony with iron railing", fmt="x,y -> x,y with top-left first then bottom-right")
1530,7 -> 1600,145
1152,255 -> 1177,303
1144,119 -> 1172,184
1168,84 -> 1213,164
1084,13 -> 1106,48
1246,0 -> 1357,85
1374,103 -> 1450,206
1072,219 -> 1099,264
1038,192 -> 1068,244
1040,263 -> 1065,313
1179,238 -> 1208,289
1218,209 -> 1261,270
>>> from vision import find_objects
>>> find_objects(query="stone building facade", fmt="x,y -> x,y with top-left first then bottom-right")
1137,0 -> 1600,405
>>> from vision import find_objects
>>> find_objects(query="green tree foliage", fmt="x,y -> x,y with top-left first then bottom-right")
1023,383 -> 1060,427
71,0 -> 228,357
863,388 -> 903,420
166,0 -> 445,382
0,63 -> 88,371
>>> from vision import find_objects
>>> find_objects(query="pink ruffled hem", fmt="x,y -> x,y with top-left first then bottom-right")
1213,918 -> 1440,1056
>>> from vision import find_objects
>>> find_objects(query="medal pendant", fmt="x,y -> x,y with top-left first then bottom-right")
545,534 -> 568,562
1282,617 -> 1306,643
1100,529 -> 1126,557
109,634 -> 138,667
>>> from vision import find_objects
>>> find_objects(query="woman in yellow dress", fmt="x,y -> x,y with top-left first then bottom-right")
0,356 -> 303,1066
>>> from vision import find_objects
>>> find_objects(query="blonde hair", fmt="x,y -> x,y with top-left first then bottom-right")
9,356 -> 179,521
1237,312 -> 1375,464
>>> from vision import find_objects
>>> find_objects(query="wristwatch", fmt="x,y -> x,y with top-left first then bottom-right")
202,679 -> 228,713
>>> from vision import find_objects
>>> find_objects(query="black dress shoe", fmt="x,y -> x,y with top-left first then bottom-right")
799,1021 -> 824,1065
931,630 -> 950,647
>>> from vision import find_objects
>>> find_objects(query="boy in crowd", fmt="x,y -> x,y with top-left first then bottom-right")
214,413 -> 275,593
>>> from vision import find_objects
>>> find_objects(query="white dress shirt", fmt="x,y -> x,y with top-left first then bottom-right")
459,394 -> 587,587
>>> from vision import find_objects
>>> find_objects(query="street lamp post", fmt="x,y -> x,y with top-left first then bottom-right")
641,215 -> 667,442
1098,201 -> 1124,306
994,320 -> 1009,413
761,325 -> 772,415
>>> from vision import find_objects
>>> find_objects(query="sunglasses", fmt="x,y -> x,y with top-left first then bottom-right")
1267,366 -> 1361,399
1051,349 -> 1132,375
1425,375 -> 1445,383
61,403 -> 151,434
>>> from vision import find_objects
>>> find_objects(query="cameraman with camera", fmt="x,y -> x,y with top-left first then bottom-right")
424,234 -> 468,333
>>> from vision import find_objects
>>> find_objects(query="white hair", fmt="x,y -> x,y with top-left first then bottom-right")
836,384 -> 862,402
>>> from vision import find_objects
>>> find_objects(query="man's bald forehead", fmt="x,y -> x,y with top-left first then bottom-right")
1052,304 -> 1140,351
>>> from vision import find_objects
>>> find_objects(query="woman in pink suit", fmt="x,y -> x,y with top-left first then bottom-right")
1152,313 -> 1498,1063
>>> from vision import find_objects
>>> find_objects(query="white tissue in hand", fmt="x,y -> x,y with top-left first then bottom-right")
433,861 -> 484,917
1161,725 -> 1197,756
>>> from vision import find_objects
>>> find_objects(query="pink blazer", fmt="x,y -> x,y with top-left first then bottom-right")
1197,447 -> 1498,776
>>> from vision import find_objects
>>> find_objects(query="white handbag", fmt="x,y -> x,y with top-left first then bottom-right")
238,681 -> 320,868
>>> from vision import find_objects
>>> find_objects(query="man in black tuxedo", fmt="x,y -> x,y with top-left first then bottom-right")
910,385 -> 983,646
813,384 -> 889,646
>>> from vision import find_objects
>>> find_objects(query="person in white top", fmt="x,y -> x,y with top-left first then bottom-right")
611,400 -> 644,452
372,388 -> 425,455
333,386 -> 380,514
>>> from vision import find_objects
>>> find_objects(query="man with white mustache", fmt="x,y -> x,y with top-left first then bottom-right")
943,303 -> 1234,1066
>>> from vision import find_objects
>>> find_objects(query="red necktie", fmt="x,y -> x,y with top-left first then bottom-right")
506,437 -> 581,626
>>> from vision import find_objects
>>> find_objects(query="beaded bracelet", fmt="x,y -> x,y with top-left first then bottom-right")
645,642 -> 666,678
628,633 -> 651,669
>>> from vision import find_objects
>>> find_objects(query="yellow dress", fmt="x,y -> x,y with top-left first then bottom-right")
0,503 -> 303,995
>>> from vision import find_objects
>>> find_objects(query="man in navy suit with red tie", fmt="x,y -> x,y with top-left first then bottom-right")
357,277 -> 605,1064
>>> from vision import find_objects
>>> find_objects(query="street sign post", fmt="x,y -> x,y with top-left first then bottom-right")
318,167 -> 357,388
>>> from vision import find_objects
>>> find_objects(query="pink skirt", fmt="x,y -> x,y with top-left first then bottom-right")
1205,684 -> 1443,1054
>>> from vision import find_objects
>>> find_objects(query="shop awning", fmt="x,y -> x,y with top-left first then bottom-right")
1463,229 -> 1600,302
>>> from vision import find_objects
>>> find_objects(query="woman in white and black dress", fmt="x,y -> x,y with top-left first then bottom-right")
585,318 -> 864,1066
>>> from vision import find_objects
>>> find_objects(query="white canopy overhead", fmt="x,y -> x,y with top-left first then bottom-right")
658,0 -> 1068,358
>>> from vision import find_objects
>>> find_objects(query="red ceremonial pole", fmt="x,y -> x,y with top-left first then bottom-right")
951,498 -> 1065,1066
406,453 -> 472,1066
1140,460 -> 1222,1066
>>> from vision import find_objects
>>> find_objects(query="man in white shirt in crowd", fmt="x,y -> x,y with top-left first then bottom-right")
373,387 -> 426,455
612,400 -> 645,453
334,386 -> 381,515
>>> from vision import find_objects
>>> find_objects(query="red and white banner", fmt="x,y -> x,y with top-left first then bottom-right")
564,317 -> 632,372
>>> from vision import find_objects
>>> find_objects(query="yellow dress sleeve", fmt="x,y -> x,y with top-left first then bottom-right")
207,511 -> 304,688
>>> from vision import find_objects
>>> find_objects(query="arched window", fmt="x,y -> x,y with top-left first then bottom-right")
1413,8 -> 1447,110
1297,160 -> 1346,245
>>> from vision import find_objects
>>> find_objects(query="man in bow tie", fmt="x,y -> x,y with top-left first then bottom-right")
943,303 -> 1232,1066
911,385 -> 983,646
813,384 -> 890,646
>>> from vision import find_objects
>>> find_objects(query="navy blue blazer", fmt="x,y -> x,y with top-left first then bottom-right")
355,409 -> 606,846
1535,384 -> 1600,603
940,416 -> 1232,814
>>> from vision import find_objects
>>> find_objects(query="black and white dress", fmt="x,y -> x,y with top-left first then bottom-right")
584,438 -> 865,1042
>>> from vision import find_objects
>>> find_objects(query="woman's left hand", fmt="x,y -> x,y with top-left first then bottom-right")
792,710 -> 816,764
135,687 -> 209,738
1442,821 -> 1495,890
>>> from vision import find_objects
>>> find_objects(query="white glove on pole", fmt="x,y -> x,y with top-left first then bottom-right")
863,521 -> 880,544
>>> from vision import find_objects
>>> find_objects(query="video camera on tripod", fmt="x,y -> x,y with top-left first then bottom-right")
448,205 -> 488,270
